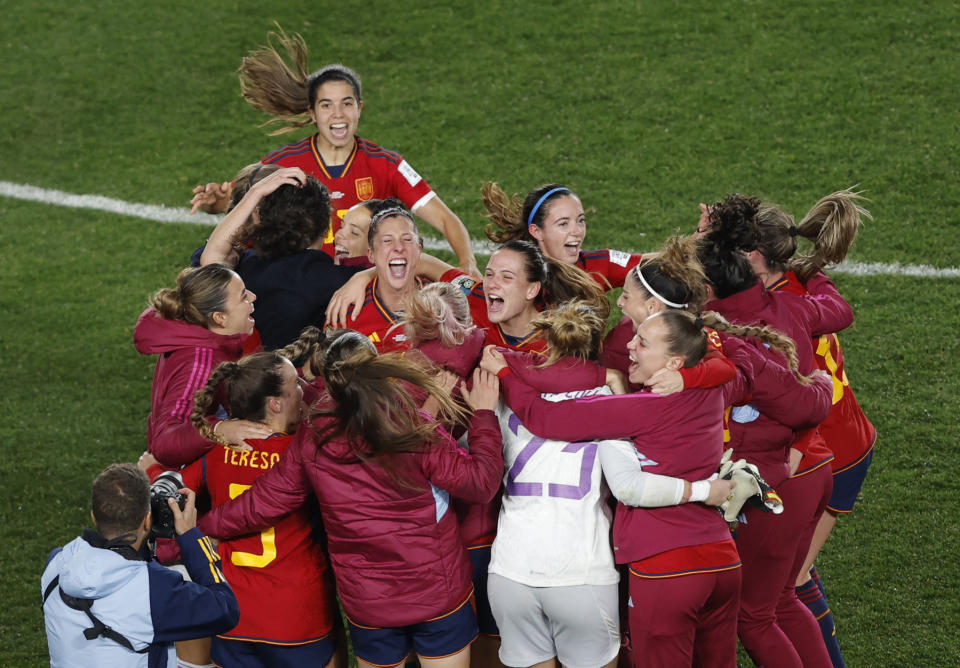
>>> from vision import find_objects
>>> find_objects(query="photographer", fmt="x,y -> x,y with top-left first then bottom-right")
41,463 -> 239,667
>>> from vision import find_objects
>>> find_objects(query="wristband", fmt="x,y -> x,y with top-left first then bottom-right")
689,480 -> 711,503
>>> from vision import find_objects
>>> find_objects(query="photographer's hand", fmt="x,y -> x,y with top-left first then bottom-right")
170,487 -> 198,536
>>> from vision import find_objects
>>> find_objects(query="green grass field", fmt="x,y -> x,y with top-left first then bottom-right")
2,2 -> 958,665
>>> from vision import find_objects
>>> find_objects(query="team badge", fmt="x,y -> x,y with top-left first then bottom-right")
355,177 -> 374,201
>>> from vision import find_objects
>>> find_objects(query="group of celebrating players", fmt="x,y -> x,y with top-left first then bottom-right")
127,27 -> 875,668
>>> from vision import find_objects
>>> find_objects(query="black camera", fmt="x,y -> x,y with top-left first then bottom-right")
149,471 -> 186,539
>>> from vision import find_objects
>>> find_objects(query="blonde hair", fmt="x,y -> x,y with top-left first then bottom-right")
791,188 -> 871,282
530,300 -> 606,367
399,283 -> 476,348
149,264 -> 235,328
631,233 -> 708,312
756,188 -> 871,282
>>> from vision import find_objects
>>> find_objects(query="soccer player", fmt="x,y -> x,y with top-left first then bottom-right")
199,331 -> 504,668
485,309 -> 834,667
190,28 -> 477,275
150,352 -> 342,668
698,195 -> 854,668
134,265 -> 273,468
747,188 -> 875,668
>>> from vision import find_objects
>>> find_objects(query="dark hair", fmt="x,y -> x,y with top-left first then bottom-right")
307,63 -> 362,107
697,194 -> 761,299
91,463 -> 150,538
368,201 -> 422,248
493,240 -> 609,321
240,175 -> 331,260
483,182 -> 576,244
351,198 -> 385,216
238,27 -> 362,136
149,264 -> 236,327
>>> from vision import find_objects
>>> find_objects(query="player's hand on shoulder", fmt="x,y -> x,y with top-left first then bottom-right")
462,368 -> 500,412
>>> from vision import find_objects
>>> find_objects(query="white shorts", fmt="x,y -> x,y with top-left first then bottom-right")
487,573 -> 620,668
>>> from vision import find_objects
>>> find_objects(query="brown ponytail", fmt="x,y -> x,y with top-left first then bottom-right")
312,332 -> 468,462
483,182 -> 531,244
790,188 -> 871,282
149,264 -> 235,328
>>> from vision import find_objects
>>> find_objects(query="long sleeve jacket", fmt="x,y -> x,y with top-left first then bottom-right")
198,409 -> 503,628
133,308 -> 247,467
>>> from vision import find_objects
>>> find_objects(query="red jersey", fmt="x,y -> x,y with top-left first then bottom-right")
442,269 -> 548,355
770,271 -> 876,471
577,248 -> 642,290
180,434 -> 337,645
344,276 -> 423,352
262,134 -> 435,257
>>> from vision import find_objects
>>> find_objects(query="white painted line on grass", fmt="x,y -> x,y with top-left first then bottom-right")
2,180 -> 957,278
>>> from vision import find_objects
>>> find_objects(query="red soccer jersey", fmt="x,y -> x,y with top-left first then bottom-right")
577,248 -> 643,290
770,271 -> 876,470
442,269 -> 547,355
180,435 -> 337,644
343,276 -> 423,352
262,134 -> 435,258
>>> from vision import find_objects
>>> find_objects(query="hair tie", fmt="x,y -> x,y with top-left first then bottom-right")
248,164 -> 264,188
634,266 -> 688,310
694,316 -> 704,329
527,187 -> 570,226
788,226 -> 799,237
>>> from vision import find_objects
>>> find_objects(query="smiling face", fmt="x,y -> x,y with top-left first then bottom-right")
626,315 -> 680,385
211,274 -> 256,336
334,205 -> 372,263
483,248 -> 541,335
369,215 -> 421,294
309,80 -> 362,152
617,270 -> 663,328
528,193 -> 586,264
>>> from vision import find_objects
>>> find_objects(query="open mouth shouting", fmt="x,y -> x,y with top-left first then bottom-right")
388,258 -> 408,280
330,122 -> 350,141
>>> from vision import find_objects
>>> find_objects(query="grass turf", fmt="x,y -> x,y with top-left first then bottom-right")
2,1 -> 958,665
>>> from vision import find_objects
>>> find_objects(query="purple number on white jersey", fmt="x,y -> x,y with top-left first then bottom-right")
505,412 -> 598,499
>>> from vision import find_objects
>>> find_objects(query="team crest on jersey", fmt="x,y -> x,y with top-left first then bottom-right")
355,177 -> 374,201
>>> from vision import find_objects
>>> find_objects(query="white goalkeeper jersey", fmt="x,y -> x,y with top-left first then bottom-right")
488,385 -> 632,587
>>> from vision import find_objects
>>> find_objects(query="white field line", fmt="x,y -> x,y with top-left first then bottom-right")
2,180 -> 958,279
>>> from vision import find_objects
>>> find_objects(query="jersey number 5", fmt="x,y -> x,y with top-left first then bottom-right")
227,483 -> 277,568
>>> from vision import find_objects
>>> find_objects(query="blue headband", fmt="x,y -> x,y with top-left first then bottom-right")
527,187 -> 571,226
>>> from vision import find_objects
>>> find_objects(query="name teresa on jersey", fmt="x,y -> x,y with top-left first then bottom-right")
222,447 -> 282,470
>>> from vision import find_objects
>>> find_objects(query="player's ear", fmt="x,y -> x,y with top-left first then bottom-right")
528,224 -> 543,242
665,355 -> 684,371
